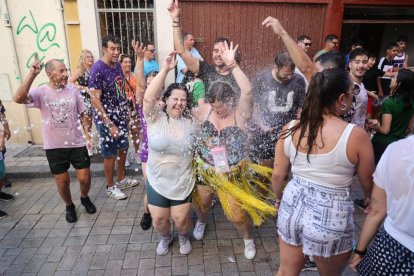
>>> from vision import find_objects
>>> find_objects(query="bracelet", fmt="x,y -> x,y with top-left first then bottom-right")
173,21 -> 180,23
275,199 -> 282,204
228,62 -> 238,72
353,246 -> 367,256
172,24 -> 180,28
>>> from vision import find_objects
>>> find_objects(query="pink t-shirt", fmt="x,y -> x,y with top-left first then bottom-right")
26,85 -> 87,149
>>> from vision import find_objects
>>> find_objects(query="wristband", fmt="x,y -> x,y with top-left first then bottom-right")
353,246 -> 367,256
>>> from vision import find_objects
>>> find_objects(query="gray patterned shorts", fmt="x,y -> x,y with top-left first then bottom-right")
277,176 -> 354,258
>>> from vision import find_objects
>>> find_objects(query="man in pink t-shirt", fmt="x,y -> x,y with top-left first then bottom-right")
13,56 -> 96,223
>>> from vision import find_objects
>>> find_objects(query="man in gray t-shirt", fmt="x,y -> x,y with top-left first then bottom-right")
249,52 -> 306,166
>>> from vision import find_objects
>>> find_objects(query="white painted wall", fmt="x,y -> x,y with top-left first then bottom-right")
77,0 -> 100,59
154,0 -> 174,84
0,0 -> 69,144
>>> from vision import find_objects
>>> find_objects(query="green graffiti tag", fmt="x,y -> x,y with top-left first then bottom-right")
16,10 -> 63,72
16,10 -> 38,35
37,23 -> 60,52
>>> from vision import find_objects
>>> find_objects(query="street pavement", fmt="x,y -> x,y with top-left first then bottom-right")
0,143 -> 363,275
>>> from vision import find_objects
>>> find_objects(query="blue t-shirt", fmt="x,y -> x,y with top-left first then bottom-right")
176,48 -> 203,83
144,60 -> 159,77
88,60 -> 128,130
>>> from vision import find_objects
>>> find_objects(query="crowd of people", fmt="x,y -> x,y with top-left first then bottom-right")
1,0 -> 413,274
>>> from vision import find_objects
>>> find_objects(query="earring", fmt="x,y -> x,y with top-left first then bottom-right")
340,103 -> 347,111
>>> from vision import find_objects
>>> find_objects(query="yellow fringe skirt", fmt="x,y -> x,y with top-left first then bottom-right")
194,158 -> 277,226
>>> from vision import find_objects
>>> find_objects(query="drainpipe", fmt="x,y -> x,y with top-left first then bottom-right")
0,0 -> 34,144
56,0 -> 71,70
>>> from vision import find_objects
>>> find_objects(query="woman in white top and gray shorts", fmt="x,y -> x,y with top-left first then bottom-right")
143,51 -> 196,256
272,68 -> 375,275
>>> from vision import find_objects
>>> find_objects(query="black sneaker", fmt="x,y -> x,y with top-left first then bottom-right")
4,178 -> 11,187
66,203 -> 77,223
0,209 -> 8,219
80,196 -> 96,214
0,191 -> 15,201
140,212 -> 152,230
302,259 -> 318,271
354,199 -> 366,211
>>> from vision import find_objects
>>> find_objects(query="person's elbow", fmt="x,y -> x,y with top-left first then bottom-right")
13,92 -> 25,104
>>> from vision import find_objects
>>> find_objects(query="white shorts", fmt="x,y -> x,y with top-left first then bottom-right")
277,176 -> 354,258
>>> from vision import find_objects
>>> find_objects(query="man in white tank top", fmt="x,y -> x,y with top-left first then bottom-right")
393,35 -> 409,69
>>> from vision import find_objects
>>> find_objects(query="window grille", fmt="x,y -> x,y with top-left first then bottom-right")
96,0 -> 155,55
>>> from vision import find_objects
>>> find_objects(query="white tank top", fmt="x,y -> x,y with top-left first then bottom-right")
284,121 -> 356,188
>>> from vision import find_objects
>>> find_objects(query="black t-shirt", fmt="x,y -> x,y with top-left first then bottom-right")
252,71 -> 306,136
362,68 -> 385,92
198,61 -> 239,99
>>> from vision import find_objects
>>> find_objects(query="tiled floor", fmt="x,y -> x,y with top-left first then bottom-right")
0,176 -> 364,275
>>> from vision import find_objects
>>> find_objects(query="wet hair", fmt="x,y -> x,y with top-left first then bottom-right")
77,49 -> 93,75
280,68 -> 352,162
205,82 -> 235,107
315,51 -> 345,69
396,35 -> 408,43
274,52 -> 295,70
102,35 -> 120,48
214,37 -> 230,46
45,59 -> 62,73
325,34 -> 338,42
145,71 -> 158,80
119,54 -> 132,63
297,35 -> 311,42
349,48 -> 369,62
386,42 -> 399,50
391,69 -> 414,111
162,83 -> 192,118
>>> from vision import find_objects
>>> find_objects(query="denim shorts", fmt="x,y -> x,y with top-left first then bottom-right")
96,123 -> 129,158
277,175 -> 354,258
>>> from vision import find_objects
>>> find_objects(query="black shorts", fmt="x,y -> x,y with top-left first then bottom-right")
146,180 -> 192,208
249,131 -> 278,163
45,147 -> 90,175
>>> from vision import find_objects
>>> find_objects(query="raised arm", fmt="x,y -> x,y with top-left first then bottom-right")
132,40 -> 146,106
143,51 -> 177,121
220,41 -> 253,126
262,17 -> 315,82
167,0 -> 200,74
13,54 -> 42,104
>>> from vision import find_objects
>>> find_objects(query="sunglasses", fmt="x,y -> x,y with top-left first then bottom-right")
147,49 -> 156,53
304,43 -> 312,46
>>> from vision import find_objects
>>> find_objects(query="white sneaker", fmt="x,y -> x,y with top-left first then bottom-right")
116,178 -> 140,190
106,186 -> 127,200
244,239 -> 256,260
193,220 -> 206,240
179,235 -> 192,255
156,234 -> 173,256
125,159 -> 131,167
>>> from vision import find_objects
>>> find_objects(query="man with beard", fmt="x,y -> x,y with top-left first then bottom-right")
168,1 -> 240,99
250,52 -> 306,168
348,48 -> 369,128
13,56 -> 96,223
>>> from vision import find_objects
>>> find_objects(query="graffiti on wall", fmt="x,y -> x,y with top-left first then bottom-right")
16,10 -> 64,75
